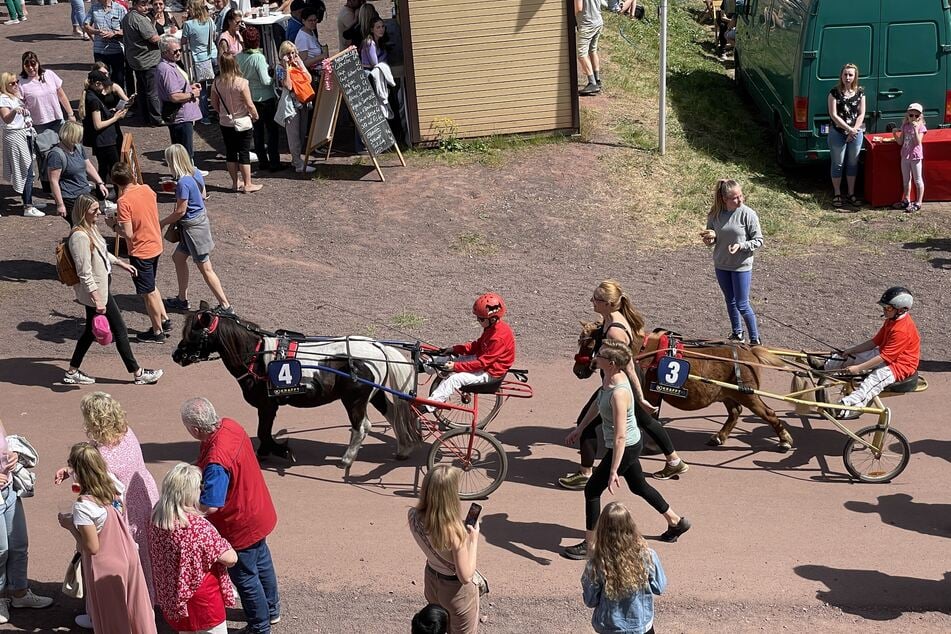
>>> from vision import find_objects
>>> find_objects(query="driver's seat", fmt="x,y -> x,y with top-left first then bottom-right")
461,378 -> 504,394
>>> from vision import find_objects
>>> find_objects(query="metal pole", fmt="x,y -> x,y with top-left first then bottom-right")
658,0 -> 668,155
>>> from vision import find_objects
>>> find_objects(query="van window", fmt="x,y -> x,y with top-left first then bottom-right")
768,0 -> 806,69
885,23 -> 938,75
818,27 -> 873,79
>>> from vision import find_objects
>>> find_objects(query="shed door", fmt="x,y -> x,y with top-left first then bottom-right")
877,0 -> 947,130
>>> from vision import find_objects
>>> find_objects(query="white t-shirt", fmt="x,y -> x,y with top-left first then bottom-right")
72,475 -> 126,533
0,94 -> 29,130
294,28 -> 322,63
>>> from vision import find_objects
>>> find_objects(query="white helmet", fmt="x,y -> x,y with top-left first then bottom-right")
878,286 -> 913,310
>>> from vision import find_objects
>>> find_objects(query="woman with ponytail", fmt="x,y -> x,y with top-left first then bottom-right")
700,179 -> 764,345
559,280 -> 688,492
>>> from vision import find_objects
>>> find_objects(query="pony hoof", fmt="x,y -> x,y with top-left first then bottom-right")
706,435 -> 724,447
777,442 -> 792,453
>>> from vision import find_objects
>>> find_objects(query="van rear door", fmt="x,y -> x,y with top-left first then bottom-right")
876,0 -> 949,130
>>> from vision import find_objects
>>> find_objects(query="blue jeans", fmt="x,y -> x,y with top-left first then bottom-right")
21,162 -> 34,206
828,127 -> 863,179
70,0 -> 84,25
0,485 -> 29,593
714,268 -> 759,341
228,539 -> 280,634
168,121 -> 195,160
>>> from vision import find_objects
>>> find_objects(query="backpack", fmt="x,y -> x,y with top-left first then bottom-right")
55,229 -> 86,287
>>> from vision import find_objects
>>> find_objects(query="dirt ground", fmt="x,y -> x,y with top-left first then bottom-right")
1,4 -> 950,633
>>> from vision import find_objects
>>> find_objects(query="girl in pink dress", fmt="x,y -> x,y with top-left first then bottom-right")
57,443 -> 156,634
79,392 -> 159,601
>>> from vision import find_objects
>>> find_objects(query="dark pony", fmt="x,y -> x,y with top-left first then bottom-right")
173,308 -> 419,466
573,322 -> 794,451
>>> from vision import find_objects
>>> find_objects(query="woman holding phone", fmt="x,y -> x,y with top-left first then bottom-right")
408,465 -> 481,634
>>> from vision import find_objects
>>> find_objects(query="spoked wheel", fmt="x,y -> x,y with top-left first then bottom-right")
429,377 -> 503,430
427,429 -> 508,500
842,425 -> 911,483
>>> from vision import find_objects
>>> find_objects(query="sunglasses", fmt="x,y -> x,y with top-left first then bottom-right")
908,113 -> 921,118
8,80 -> 19,86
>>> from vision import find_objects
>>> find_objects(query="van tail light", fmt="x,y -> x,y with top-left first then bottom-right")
944,90 -> 951,123
794,97 -> 809,130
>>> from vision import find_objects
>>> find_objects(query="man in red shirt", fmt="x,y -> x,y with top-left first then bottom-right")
824,287 -> 921,419
108,162 -> 170,343
181,397 -> 281,633
428,293 -> 516,404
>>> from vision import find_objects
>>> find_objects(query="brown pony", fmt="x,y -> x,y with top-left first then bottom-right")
572,322 -> 794,452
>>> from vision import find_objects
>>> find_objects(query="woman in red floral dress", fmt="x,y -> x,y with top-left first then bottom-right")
149,463 -> 237,633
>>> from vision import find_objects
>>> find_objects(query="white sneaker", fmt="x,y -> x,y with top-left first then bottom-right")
102,200 -> 118,213
295,165 -> 316,174
133,368 -> 163,385
11,589 -> 53,609
75,613 -> 93,629
4,19 -> 21,25
23,206 -> 46,217
0,599 -> 9,624
64,369 -> 96,385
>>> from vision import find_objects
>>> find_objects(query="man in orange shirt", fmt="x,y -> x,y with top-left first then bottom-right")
823,287 -> 921,419
108,162 -> 171,343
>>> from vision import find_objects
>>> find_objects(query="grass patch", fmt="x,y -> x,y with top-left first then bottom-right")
452,231 -> 498,258
593,9 -> 844,247
390,311 -> 426,330
406,129 -> 569,168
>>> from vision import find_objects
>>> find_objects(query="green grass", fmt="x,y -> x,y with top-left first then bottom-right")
452,231 -> 498,258
406,129 -> 570,167
592,8 -> 850,248
390,311 -> 426,329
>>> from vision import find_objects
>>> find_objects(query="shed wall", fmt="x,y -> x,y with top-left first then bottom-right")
403,0 -> 577,142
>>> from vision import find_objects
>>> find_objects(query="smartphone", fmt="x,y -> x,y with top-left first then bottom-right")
463,503 -> 482,528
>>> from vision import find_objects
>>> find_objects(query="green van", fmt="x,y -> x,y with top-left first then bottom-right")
734,0 -> 951,165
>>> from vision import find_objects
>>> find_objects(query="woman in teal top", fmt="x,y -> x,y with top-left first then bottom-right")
564,340 -> 691,560
237,26 -> 282,171
182,0 -> 216,123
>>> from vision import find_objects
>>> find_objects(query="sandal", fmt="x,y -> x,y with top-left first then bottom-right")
847,194 -> 863,207
905,203 -> 921,213
892,200 -> 910,210
831,195 -> 843,208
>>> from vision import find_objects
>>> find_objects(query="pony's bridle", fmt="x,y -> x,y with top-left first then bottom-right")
172,311 -> 220,366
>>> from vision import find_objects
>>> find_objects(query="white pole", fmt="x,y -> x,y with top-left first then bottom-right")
658,0 -> 668,155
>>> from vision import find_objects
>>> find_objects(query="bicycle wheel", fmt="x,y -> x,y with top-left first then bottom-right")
429,377 -> 503,430
842,425 -> 910,483
427,429 -> 508,499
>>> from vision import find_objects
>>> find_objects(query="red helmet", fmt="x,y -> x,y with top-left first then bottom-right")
473,293 -> 506,319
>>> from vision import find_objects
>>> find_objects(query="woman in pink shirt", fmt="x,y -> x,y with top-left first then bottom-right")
216,9 -> 244,58
18,51 -> 76,133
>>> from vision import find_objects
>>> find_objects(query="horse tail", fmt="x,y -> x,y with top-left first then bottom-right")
751,347 -> 787,369
789,373 -> 816,415
380,345 -> 422,448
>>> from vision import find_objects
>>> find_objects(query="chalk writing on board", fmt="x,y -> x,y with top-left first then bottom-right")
330,49 -> 397,156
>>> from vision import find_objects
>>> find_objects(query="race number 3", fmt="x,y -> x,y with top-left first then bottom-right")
267,359 -> 302,388
657,356 -> 690,389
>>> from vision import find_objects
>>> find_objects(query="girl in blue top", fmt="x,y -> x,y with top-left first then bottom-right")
564,340 -> 690,560
583,502 -> 666,634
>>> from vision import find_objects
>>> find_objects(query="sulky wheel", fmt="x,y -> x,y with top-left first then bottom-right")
429,377 -> 503,430
427,429 -> 508,500
842,425 -> 911,483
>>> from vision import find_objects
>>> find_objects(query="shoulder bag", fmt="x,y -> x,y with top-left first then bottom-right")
62,551 -> 84,599
164,223 -> 181,243
215,83 -> 253,132
287,66 -> 315,105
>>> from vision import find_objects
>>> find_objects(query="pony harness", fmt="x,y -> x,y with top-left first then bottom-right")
647,329 -> 685,370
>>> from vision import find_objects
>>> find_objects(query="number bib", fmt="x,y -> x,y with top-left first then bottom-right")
267,359 -> 307,397
649,356 -> 690,398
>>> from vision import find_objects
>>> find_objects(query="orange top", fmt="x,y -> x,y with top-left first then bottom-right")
117,184 -> 163,259
873,314 -> 920,381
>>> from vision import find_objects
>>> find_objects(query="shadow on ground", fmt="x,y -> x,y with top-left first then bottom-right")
795,565 -> 951,620
902,238 -> 951,270
481,512 -> 583,566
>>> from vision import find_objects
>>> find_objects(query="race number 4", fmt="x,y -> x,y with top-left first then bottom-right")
657,356 -> 690,389
267,359 -> 302,388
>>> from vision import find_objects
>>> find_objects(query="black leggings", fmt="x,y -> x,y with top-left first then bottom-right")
584,440 -> 670,530
577,384 -> 675,468
69,291 -> 138,374
93,143 -> 120,185
220,125 -> 252,164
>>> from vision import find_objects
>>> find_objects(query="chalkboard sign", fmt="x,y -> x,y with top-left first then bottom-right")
330,48 -> 397,156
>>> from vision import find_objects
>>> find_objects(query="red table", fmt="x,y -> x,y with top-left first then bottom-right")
863,127 -> 951,207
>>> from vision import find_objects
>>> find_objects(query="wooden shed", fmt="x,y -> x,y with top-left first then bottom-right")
396,0 -> 579,144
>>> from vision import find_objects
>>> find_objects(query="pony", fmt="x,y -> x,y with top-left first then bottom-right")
572,322 -> 794,451
172,307 -> 420,467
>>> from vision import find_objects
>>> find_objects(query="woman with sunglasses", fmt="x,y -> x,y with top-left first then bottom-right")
19,51 -> 76,134
0,72 -> 44,217
64,194 -> 163,386
563,340 -> 690,561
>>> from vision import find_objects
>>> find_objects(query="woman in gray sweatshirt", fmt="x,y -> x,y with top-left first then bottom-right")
700,179 -> 764,345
